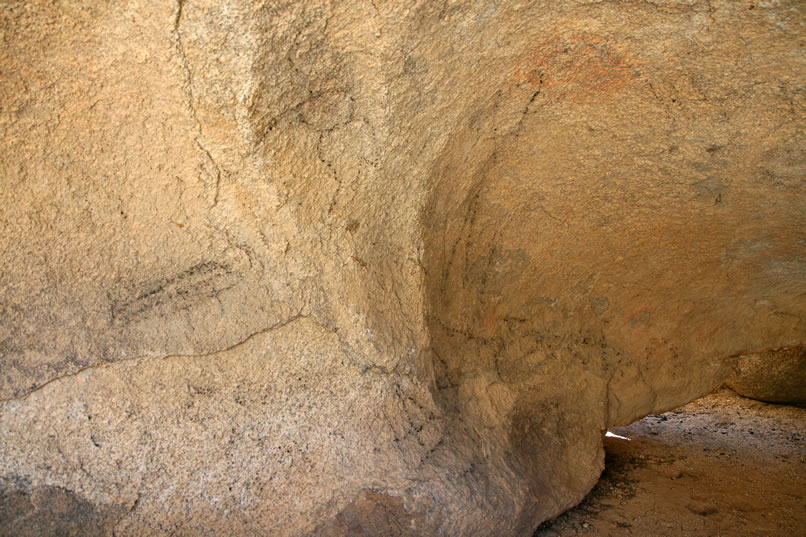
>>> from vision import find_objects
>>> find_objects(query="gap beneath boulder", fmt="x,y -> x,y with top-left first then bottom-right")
534,389 -> 806,537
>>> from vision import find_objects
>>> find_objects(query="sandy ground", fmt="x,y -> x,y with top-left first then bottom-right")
534,389 -> 806,537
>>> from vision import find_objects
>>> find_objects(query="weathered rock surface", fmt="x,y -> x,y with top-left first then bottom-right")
726,345 -> 806,406
0,1 -> 803,535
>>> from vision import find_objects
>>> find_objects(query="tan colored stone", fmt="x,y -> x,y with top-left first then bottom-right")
727,345 -> 806,405
1,1 -> 804,535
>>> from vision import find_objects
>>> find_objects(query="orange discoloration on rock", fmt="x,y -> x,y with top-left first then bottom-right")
514,33 -> 637,101
481,304 -> 498,337
696,322 -> 721,342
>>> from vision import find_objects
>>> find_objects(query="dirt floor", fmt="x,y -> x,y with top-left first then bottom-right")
534,389 -> 806,537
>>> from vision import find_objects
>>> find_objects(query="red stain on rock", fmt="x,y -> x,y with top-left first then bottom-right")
514,33 -> 637,101
481,304 -> 498,337
696,322 -> 721,341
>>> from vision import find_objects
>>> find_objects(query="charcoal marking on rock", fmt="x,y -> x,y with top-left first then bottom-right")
109,261 -> 238,325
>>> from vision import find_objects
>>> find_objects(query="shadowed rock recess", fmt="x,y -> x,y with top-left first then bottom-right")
0,1 -> 803,535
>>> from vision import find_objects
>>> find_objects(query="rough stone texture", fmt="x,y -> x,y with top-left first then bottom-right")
726,345 -> 806,405
0,1 -> 804,535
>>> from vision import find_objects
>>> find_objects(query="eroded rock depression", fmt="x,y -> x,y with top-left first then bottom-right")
1,1 -> 804,535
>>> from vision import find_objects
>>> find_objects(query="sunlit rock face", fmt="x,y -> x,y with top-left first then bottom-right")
1,1 -> 803,535
727,345 -> 806,406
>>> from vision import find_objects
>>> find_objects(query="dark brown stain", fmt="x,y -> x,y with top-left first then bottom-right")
0,481 -> 125,537
314,490 -> 425,537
